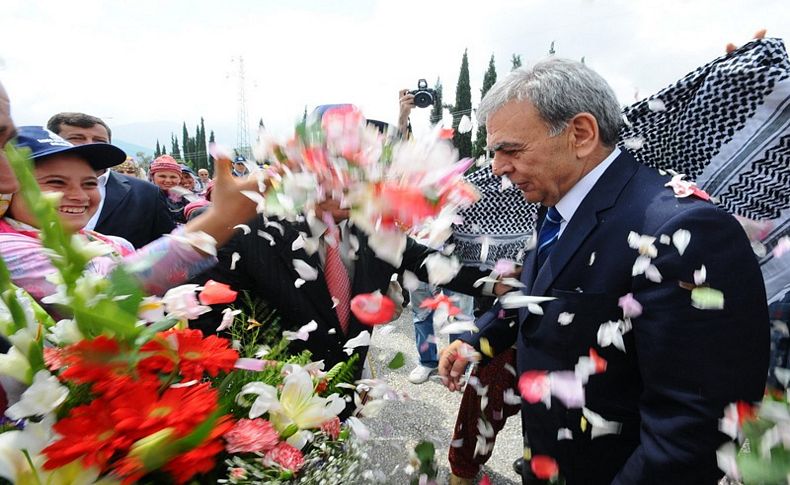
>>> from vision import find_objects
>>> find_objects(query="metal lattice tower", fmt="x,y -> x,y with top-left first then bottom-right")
234,56 -> 251,158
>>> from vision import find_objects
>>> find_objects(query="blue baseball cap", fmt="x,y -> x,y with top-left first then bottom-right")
233,155 -> 247,164
15,126 -> 126,171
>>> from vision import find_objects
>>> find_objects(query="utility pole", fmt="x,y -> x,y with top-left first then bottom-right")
233,56 -> 251,159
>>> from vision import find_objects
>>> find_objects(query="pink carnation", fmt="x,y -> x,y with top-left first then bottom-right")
224,418 -> 280,453
229,467 -> 247,480
320,416 -> 341,440
265,442 -> 305,473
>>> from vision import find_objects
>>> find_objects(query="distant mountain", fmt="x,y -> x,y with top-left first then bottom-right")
112,139 -> 154,158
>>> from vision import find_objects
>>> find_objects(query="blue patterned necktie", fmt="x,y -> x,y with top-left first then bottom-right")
537,207 -> 563,268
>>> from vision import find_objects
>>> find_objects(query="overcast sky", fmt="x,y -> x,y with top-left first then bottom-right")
2,0 -> 788,152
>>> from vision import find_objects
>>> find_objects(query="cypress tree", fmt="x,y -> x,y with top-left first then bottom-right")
182,123 -> 190,164
429,78 -> 443,126
473,54 -> 497,158
171,134 -> 181,160
451,49 -> 473,159
154,140 -> 161,158
198,118 -> 207,170
208,130 -> 215,174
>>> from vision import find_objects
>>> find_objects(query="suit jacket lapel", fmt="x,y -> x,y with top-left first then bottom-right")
530,152 -> 641,298
97,172 -> 130,227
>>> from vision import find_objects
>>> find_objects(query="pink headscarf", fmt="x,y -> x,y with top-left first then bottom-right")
149,155 -> 182,177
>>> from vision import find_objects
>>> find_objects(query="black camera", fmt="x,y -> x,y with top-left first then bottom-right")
409,78 -> 436,108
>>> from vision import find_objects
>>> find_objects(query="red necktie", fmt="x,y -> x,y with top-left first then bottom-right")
324,227 -> 351,334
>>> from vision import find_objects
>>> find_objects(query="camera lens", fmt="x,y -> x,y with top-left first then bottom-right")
413,91 -> 433,108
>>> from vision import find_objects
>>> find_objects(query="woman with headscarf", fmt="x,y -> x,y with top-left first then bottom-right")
148,155 -> 191,224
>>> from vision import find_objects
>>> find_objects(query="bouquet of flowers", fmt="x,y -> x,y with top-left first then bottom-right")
0,147 -> 369,484
253,104 -> 481,266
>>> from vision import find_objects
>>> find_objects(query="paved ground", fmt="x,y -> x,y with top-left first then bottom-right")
362,307 -> 523,484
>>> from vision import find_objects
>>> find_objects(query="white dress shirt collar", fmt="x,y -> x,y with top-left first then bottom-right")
553,147 -> 621,236
84,170 -> 111,231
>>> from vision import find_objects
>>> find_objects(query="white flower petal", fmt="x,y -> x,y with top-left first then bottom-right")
233,224 -> 251,235
672,229 -> 691,256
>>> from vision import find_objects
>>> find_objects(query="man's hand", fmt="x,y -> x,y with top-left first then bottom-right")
726,28 -> 766,53
438,339 -> 480,392
183,153 -> 276,251
398,89 -> 415,136
494,266 -> 522,296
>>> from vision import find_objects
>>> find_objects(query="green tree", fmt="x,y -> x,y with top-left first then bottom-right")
473,54 -> 497,158
182,122 -> 190,166
511,54 -> 522,71
198,118 -> 207,170
429,78 -> 443,126
208,130 -> 215,174
450,49 -> 473,159
154,140 -> 161,158
170,134 -> 181,160
135,151 -> 152,165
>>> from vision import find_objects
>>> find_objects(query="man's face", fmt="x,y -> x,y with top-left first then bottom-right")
0,84 -> 19,193
56,123 -> 110,145
198,169 -> 209,181
7,154 -> 99,232
487,99 -> 581,207
234,162 -> 246,173
315,197 -> 350,223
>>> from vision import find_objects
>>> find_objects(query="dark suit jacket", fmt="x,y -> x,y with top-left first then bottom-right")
191,215 -> 489,374
466,151 -> 769,484
94,172 -> 175,248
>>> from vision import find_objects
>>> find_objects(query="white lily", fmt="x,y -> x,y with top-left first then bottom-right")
0,414 -> 110,484
270,366 -> 346,429
47,319 -> 84,345
5,370 -> 69,420
236,366 -> 346,449
237,381 -> 281,419
0,347 -> 32,385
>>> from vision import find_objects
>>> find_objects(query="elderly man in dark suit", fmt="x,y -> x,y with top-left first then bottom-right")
439,58 -> 769,484
47,112 -> 174,247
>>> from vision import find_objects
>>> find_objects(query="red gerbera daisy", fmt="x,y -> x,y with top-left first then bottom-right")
139,329 -> 238,381
163,416 -> 234,484
112,383 -> 219,440
43,399 -> 132,472
58,336 -> 127,383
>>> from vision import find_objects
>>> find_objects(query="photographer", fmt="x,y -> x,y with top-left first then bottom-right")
398,89 -> 415,137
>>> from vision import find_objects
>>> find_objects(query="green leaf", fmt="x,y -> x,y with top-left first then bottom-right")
134,317 -> 180,346
414,440 -> 435,463
73,299 -> 141,340
387,351 -> 406,370
108,266 -> 144,318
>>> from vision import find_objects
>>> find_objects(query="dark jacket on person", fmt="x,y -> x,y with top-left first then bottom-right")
94,171 -> 175,248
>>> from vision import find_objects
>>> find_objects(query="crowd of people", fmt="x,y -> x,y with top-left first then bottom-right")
0,31 -> 789,485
